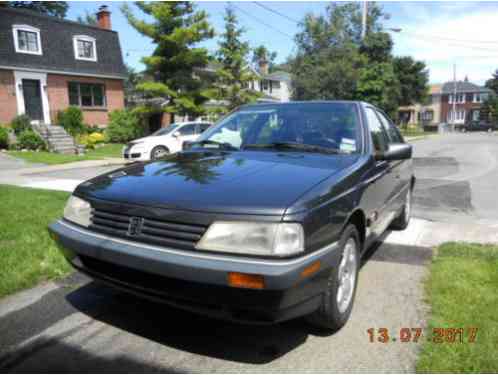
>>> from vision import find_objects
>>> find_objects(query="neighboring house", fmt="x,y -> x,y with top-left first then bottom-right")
0,6 -> 126,127
398,78 -> 492,128
398,84 -> 442,128
175,60 -> 292,124
440,79 -> 492,125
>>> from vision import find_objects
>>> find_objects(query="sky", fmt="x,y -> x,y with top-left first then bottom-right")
66,1 -> 498,85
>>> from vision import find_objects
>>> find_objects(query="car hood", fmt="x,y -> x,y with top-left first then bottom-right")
76,151 -> 360,215
129,135 -> 161,144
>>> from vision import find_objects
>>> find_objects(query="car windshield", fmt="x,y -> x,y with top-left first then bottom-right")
151,124 -> 180,136
196,103 -> 360,154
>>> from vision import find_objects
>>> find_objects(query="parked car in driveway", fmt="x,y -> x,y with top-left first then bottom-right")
457,120 -> 496,133
50,101 -> 414,331
123,121 -> 212,161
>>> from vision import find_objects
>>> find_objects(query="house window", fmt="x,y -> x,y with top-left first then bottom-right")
472,110 -> 480,121
473,93 -> 482,103
448,94 -> 465,104
421,110 -> 434,121
12,25 -> 42,55
68,82 -> 106,107
73,35 -> 97,62
447,109 -> 465,123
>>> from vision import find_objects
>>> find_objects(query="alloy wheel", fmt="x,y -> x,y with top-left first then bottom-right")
337,238 -> 358,314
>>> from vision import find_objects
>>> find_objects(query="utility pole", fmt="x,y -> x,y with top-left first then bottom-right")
361,1 -> 368,40
452,63 -> 457,131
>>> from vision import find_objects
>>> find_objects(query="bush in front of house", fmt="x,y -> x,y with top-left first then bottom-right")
17,130 -> 46,150
106,109 -> 144,143
0,127 -> 9,149
57,106 -> 85,136
10,115 -> 31,135
77,132 -> 105,150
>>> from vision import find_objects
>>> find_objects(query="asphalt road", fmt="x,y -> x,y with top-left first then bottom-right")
1,132 -> 497,372
412,132 -> 498,224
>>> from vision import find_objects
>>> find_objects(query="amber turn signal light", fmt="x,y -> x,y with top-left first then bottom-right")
301,261 -> 321,278
228,272 -> 265,289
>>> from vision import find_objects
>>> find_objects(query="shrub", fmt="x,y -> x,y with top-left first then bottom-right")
17,130 -> 45,150
0,127 -> 9,149
88,132 -> 105,144
106,109 -> 144,143
10,115 -> 31,135
57,106 -> 85,136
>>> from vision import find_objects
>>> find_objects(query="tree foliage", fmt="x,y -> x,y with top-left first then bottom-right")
76,11 -> 97,26
393,56 -> 429,106
485,69 -> 498,95
210,6 -> 260,112
252,45 -> 277,72
6,1 -> 68,18
122,1 -> 214,118
290,2 -> 427,118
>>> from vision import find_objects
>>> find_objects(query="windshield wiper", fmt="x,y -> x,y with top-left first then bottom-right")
189,139 -> 239,151
243,142 -> 345,155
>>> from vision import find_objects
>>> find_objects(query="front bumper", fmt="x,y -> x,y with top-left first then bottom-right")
123,145 -> 149,161
49,220 -> 341,324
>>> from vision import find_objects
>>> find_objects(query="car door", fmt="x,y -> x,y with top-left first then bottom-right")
362,106 -> 398,238
171,123 -> 197,152
376,109 -> 411,214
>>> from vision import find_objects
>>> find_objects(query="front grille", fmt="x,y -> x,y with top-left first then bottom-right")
90,208 -> 207,250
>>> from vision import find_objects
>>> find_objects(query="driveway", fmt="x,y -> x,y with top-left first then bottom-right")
1,132 -> 497,372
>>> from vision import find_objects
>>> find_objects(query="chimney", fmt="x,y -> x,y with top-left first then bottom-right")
258,59 -> 269,75
96,5 -> 111,30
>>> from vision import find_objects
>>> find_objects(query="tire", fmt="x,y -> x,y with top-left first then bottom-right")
306,224 -> 360,332
390,188 -> 412,230
150,146 -> 169,160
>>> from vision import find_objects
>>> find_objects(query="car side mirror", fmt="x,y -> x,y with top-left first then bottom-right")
376,143 -> 412,161
173,131 -> 180,138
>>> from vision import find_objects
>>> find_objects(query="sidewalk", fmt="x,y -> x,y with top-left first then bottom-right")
0,157 -> 125,192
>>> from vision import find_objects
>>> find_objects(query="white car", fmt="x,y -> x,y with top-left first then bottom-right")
123,121 -> 212,161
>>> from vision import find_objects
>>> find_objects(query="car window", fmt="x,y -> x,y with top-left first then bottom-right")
152,124 -> 179,136
376,110 -> 403,143
178,124 -> 196,136
198,123 -> 211,133
198,102 -> 361,153
365,107 -> 389,152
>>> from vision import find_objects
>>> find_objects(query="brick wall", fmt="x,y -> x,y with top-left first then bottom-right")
440,94 -> 482,123
47,74 -> 124,126
0,69 -> 18,125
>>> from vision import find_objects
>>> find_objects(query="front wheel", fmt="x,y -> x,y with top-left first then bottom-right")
306,224 -> 360,332
390,188 -> 412,230
150,146 -> 169,160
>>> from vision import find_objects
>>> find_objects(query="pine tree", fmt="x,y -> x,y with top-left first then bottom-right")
122,2 -> 214,118
211,6 -> 260,113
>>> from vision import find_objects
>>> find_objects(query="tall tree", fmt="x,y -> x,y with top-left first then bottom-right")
393,56 -> 429,106
77,11 -> 97,26
356,31 -> 401,117
252,45 -> 277,72
485,69 -> 498,95
122,2 -> 214,118
6,1 -> 68,18
211,6 -> 260,112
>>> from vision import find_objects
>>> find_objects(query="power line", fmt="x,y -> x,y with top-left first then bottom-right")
252,2 -> 300,24
396,31 -> 498,53
401,31 -> 498,45
231,3 -> 295,41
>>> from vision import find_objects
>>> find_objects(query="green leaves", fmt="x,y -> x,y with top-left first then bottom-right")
211,6 -> 261,112
291,2 -> 428,119
122,1 -> 214,117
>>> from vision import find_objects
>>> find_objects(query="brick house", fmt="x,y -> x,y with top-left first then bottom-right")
440,79 -> 492,125
0,6 -> 126,127
398,79 -> 492,128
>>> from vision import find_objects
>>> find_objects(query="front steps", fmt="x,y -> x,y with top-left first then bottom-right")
32,124 -> 78,154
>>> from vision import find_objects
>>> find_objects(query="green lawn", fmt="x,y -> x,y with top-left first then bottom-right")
0,185 -> 72,298
417,242 -> 498,373
7,143 -> 124,165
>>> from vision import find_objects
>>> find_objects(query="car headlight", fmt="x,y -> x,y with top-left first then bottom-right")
63,196 -> 91,227
196,222 -> 304,256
